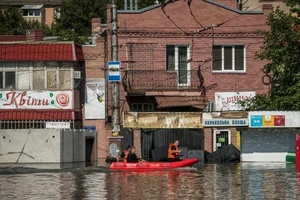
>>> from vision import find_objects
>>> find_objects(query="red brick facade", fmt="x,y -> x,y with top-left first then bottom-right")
110,0 -> 270,153
85,0 -> 274,161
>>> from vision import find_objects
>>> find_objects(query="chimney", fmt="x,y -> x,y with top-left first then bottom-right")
92,18 -> 102,35
91,18 -> 102,44
262,4 -> 274,16
26,30 -> 43,41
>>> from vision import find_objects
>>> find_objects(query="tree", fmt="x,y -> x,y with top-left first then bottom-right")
0,6 -> 52,36
52,0 -> 157,43
241,0 -> 300,111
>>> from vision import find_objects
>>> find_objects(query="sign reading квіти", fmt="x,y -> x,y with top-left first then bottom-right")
0,91 -> 73,109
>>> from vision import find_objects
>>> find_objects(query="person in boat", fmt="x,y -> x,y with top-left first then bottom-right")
117,145 -> 131,163
167,140 -> 183,162
127,147 -> 146,163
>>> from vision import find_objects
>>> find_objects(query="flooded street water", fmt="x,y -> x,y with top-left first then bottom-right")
1,163 -> 300,200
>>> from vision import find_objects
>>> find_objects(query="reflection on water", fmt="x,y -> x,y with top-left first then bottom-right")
1,163 -> 300,199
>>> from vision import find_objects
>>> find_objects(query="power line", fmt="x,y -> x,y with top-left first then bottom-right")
187,0 -> 205,29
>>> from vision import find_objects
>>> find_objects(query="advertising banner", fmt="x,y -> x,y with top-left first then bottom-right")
85,78 -> 105,119
215,92 -> 256,111
123,112 -> 202,128
248,111 -> 298,128
0,91 -> 72,109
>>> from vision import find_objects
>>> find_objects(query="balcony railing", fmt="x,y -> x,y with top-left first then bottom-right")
123,70 -> 203,92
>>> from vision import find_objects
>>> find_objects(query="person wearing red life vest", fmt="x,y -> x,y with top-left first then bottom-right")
167,140 -> 182,162
117,145 -> 131,163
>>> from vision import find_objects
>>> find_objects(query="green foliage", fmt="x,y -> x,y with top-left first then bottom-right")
0,6 -> 52,36
241,0 -> 300,110
52,0 -> 156,43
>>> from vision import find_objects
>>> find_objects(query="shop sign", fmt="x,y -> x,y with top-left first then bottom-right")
250,115 -> 285,127
203,119 -> 248,127
248,111 -> 300,128
0,91 -> 72,109
46,122 -> 70,129
123,112 -> 202,129
215,92 -> 256,111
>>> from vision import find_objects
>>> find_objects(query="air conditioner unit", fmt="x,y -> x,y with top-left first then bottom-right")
74,71 -> 81,79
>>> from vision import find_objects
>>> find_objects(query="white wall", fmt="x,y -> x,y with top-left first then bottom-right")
0,129 -> 61,163
241,152 -> 287,162
0,129 -> 97,163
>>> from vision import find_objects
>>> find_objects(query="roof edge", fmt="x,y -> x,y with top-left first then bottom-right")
117,0 -> 263,14
204,0 -> 263,14
117,4 -> 161,14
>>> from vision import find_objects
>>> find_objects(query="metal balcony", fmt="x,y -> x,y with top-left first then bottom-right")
122,70 -> 203,93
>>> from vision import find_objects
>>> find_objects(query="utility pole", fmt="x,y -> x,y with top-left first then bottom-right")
111,0 -> 120,137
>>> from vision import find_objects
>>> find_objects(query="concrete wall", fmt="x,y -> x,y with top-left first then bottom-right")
0,129 -> 61,163
0,129 -> 97,163
241,128 -> 299,162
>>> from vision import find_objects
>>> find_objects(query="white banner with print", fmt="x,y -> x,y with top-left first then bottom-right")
85,78 -> 105,119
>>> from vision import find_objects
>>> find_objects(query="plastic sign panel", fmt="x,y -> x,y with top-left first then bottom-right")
108,61 -> 121,82
249,113 -> 287,128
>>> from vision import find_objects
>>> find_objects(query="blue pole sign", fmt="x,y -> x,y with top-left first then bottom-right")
108,61 -> 121,82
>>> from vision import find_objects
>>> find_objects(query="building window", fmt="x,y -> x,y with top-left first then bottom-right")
166,45 -> 188,72
23,9 -> 41,17
212,45 -> 246,72
132,103 -> 154,112
5,72 -> 16,89
0,61 -> 74,90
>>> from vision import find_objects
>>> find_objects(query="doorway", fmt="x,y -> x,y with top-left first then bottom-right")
213,130 -> 231,151
85,137 -> 95,163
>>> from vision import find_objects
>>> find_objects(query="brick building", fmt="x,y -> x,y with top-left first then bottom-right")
84,0 -> 276,163
0,30 -> 84,128
0,30 -> 94,164
116,0 -> 272,156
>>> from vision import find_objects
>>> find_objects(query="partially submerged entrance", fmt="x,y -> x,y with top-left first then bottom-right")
141,128 -> 204,161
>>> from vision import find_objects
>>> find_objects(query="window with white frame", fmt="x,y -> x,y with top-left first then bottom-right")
0,61 -> 73,90
23,9 -> 41,17
166,45 -> 189,71
132,103 -> 154,112
166,45 -> 190,85
212,45 -> 246,72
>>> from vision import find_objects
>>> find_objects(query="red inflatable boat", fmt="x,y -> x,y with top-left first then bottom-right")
110,158 -> 198,172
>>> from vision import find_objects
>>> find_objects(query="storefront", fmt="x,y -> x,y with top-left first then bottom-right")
241,111 -> 300,162
202,112 -> 248,152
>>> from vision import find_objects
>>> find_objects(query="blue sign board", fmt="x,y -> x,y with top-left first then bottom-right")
108,61 -> 121,82
250,115 -> 263,127
203,119 -> 248,127
83,126 -> 96,130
